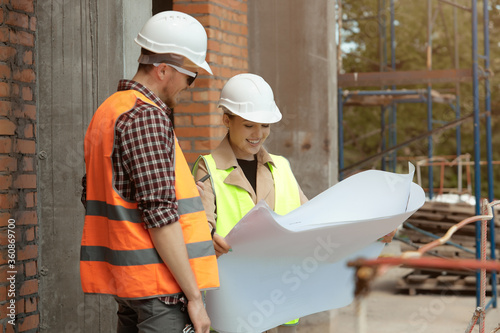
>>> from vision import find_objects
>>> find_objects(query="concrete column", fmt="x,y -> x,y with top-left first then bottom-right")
37,1 -> 150,331
248,0 -> 338,198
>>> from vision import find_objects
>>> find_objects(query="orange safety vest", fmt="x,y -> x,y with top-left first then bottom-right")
80,90 -> 219,299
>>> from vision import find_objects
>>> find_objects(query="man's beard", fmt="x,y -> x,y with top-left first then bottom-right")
165,96 -> 177,109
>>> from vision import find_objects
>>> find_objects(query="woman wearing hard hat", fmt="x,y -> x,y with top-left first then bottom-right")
193,73 -> 307,333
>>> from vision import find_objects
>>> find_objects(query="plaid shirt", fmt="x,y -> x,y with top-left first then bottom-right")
82,79 -> 185,305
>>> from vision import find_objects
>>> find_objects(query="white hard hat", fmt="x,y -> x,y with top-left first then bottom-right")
218,74 -> 282,124
135,11 -> 212,74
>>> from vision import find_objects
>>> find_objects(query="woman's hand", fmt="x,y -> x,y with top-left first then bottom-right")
379,228 -> 397,243
213,233 -> 232,258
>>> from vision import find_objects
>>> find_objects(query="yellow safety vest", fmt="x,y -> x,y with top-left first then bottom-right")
195,153 -> 301,325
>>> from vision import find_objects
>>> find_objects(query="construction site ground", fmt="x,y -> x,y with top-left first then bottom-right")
296,242 -> 500,333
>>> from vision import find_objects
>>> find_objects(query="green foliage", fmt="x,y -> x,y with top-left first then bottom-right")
339,0 -> 500,198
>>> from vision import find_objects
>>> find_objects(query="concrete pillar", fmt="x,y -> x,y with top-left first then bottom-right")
248,0 -> 338,198
37,1 -> 151,331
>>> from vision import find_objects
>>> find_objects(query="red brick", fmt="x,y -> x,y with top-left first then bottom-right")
194,139 -> 220,151
16,211 -> 36,226
13,174 -> 35,189
6,11 -> 29,29
11,83 -> 19,97
0,82 -> 10,97
9,30 -> 34,47
0,193 -> 17,209
22,87 -> 32,101
0,137 -> 13,153
192,90 -> 220,102
178,140 -> 192,151
25,192 -> 34,208
0,26 -> 9,43
6,321 -> 16,333
22,124 -> 33,139
0,119 -> 16,135
175,126 -> 211,138
0,265 -> 8,281
25,296 -> 37,313
18,313 -> 39,331
0,156 -> 17,172
0,232 -> 7,246
192,114 -> 221,126
207,39 -> 220,52
0,302 -> 14,321
192,77 -> 225,90
22,157 -> 33,171
175,126 -> 226,139
13,69 -> 35,83
14,139 -> 35,154
29,16 -> 36,31
0,212 -> 11,226
0,46 -> 16,61
0,175 -> 12,190
16,298 -> 25,314
24,260 -> 36,276
15,262 -> 24,276
174,3 -> 210,15
0,285 -> 6,300
12,0 -> 34,12
174,115 -> 192,127
0,101 -> 11,117
17,244 -> 37,261
175,103 -> 218,115
196,15 -> 220,28
22,50 -> 32,65
14,104 -> 36,120
19,279 -> 38,296
209,0 -> 247,12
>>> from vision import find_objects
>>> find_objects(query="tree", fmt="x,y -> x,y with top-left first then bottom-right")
339,0 -> 500,199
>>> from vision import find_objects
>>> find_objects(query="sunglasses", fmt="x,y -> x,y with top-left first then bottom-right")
154,63 -> 198,86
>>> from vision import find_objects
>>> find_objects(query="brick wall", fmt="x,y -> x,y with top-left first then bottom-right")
0,1 -> 39,332
173,0 -> 249,163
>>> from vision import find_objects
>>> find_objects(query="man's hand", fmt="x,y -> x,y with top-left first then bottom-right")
148,223 -> 212,332
187,297 -> 211,333
213,233 -> 231,258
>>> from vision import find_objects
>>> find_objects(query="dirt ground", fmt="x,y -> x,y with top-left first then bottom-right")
296,242 -> 500,333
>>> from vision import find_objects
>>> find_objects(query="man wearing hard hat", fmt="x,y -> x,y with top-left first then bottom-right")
80,11 -> 219,333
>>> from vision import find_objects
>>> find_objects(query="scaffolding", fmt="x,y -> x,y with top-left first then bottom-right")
337,0 -> 496,308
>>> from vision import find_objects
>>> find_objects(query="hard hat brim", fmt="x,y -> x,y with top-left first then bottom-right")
227,107 -> 282,124
199,61 -> 213,75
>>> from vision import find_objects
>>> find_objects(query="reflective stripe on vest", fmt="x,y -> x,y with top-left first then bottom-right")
196,154 -> 301,237
81,90 -> 219,299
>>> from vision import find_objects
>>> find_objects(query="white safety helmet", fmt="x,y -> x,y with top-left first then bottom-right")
135,11 -> 212,74
218,74 -> 282,124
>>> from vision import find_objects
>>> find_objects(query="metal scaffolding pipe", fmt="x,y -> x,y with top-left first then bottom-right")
471,0 -> 482,308
483,0 -> 497,309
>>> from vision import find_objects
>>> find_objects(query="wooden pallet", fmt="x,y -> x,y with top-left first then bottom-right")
396,201 -> 500,295
397,268 -> 499,296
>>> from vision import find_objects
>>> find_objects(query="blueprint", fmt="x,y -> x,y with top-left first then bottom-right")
205,163 -> 426,333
